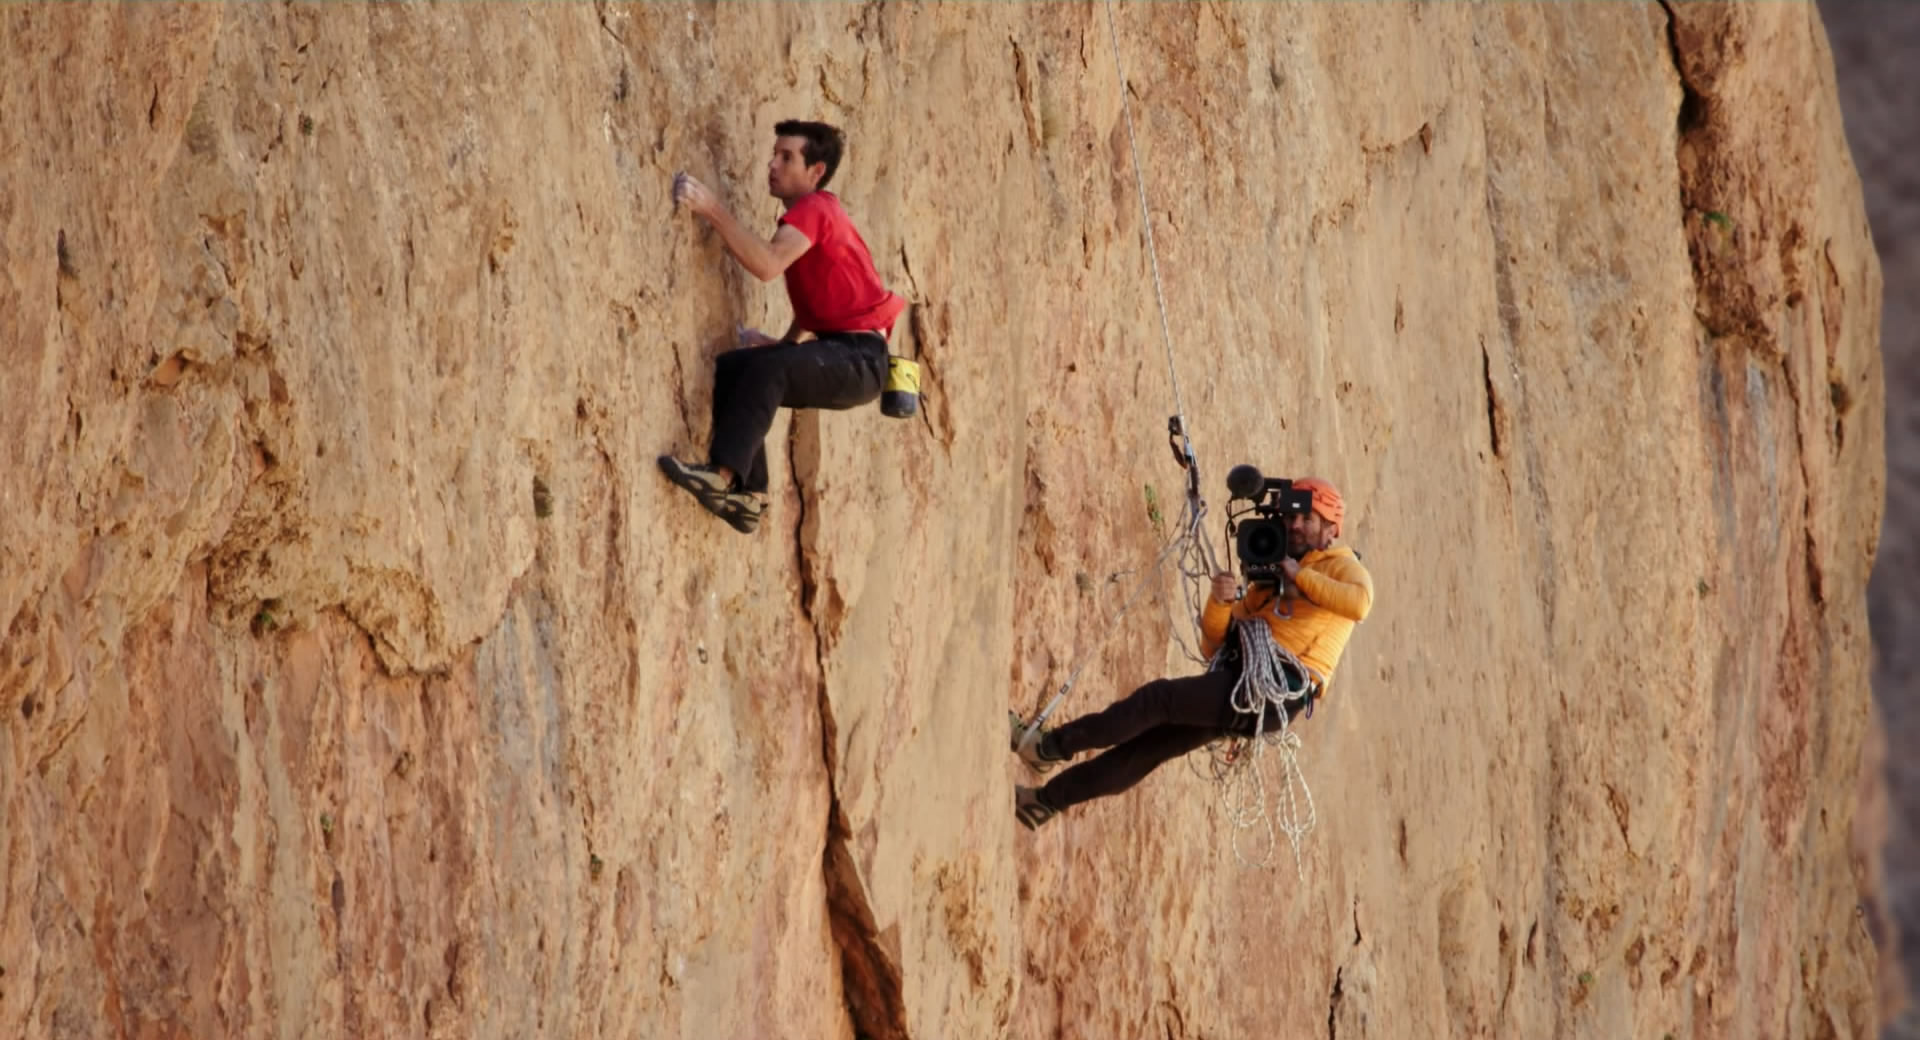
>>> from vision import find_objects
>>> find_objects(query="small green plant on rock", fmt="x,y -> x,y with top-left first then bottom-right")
251,600 -> 283,637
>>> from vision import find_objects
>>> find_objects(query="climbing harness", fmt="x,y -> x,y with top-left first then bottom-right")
1200,616 -> 1319,878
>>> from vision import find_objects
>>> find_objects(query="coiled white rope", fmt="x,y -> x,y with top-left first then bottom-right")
1204,614 -> 1319,878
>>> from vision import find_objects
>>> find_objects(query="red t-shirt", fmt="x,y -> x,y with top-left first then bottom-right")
777,192 -> 906,334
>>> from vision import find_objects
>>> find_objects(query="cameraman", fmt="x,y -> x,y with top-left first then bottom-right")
1012,478 -> 1373,829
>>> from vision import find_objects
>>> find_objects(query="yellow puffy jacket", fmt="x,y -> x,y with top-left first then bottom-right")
1200,545 -> 1373,692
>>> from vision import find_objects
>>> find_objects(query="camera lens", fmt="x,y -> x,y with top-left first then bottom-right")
1244,523 -> 1283,562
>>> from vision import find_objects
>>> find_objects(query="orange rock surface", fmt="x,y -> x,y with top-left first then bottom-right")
0,4 -> 1886,1038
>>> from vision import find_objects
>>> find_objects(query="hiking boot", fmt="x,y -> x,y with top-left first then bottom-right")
1009,712 -> 1066,775
1015,785 -> 1059,830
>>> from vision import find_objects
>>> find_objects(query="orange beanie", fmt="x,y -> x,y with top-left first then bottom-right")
1292,477 -> 1344,536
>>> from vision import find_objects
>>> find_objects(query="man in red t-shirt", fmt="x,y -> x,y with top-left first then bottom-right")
658,120 -> 906,534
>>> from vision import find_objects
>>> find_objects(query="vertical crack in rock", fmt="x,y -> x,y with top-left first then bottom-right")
1658,0 -> 1723,340
1777,347 -> 1827,613
1658,1 -> 1707,137
1326,966 -> 1345,1040
1658,2 -> 1826,608
794,469 -> 910,1040
1479,172 -> 1557,633
1479,339 -> 1504,460
1658,0 -> 1770,344
1327,899 -> 1364,1040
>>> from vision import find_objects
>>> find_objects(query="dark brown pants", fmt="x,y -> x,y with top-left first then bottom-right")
1039,669 -> 1308,811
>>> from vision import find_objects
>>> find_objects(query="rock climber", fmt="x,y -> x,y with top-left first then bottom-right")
1011,478 -> 1373,829
658,120 -> 906,534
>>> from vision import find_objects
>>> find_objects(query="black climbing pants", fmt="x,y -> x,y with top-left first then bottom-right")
1039,669 -> 1310,811
708,332 -> 888,494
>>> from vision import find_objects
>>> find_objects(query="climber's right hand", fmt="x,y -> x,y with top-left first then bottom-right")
1210,572 -> 1241,603
672,171 -> 716,217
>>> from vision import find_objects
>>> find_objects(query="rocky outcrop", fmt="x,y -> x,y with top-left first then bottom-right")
0,3 -> 1886,1038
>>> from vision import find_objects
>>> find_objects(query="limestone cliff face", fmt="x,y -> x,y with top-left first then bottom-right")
0,4 -> 1886,1038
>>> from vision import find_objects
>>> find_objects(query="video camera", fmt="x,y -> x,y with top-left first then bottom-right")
1225,464 -> 1314,583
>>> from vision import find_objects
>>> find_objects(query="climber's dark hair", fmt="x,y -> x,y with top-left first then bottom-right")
774,120 -> 845,189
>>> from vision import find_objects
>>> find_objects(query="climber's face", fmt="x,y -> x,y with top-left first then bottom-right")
768,136 -> 825,201
1288,510 -> 1336,556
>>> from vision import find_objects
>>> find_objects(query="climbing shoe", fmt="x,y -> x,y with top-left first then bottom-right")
658,456 -> 732,498
1015,786 -> 1059,830
1009,711 -> 1066,775
715,491 -> 764,535
659,456 -> 761,534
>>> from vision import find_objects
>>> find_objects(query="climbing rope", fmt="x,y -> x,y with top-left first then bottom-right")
1017,0 -> 1220,739
1202,616 -> 1319,878
1099,0 -> 1219,619
1102,0 -> 1189,426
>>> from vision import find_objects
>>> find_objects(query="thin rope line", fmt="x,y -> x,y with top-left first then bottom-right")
1103,0 -> 1188,422
1017,1 -> 1221,741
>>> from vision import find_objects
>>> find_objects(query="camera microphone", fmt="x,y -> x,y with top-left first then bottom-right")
1226,464 -> 1266,501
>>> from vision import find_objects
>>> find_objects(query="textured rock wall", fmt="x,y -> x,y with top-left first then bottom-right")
0,3 -> 1886,1038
